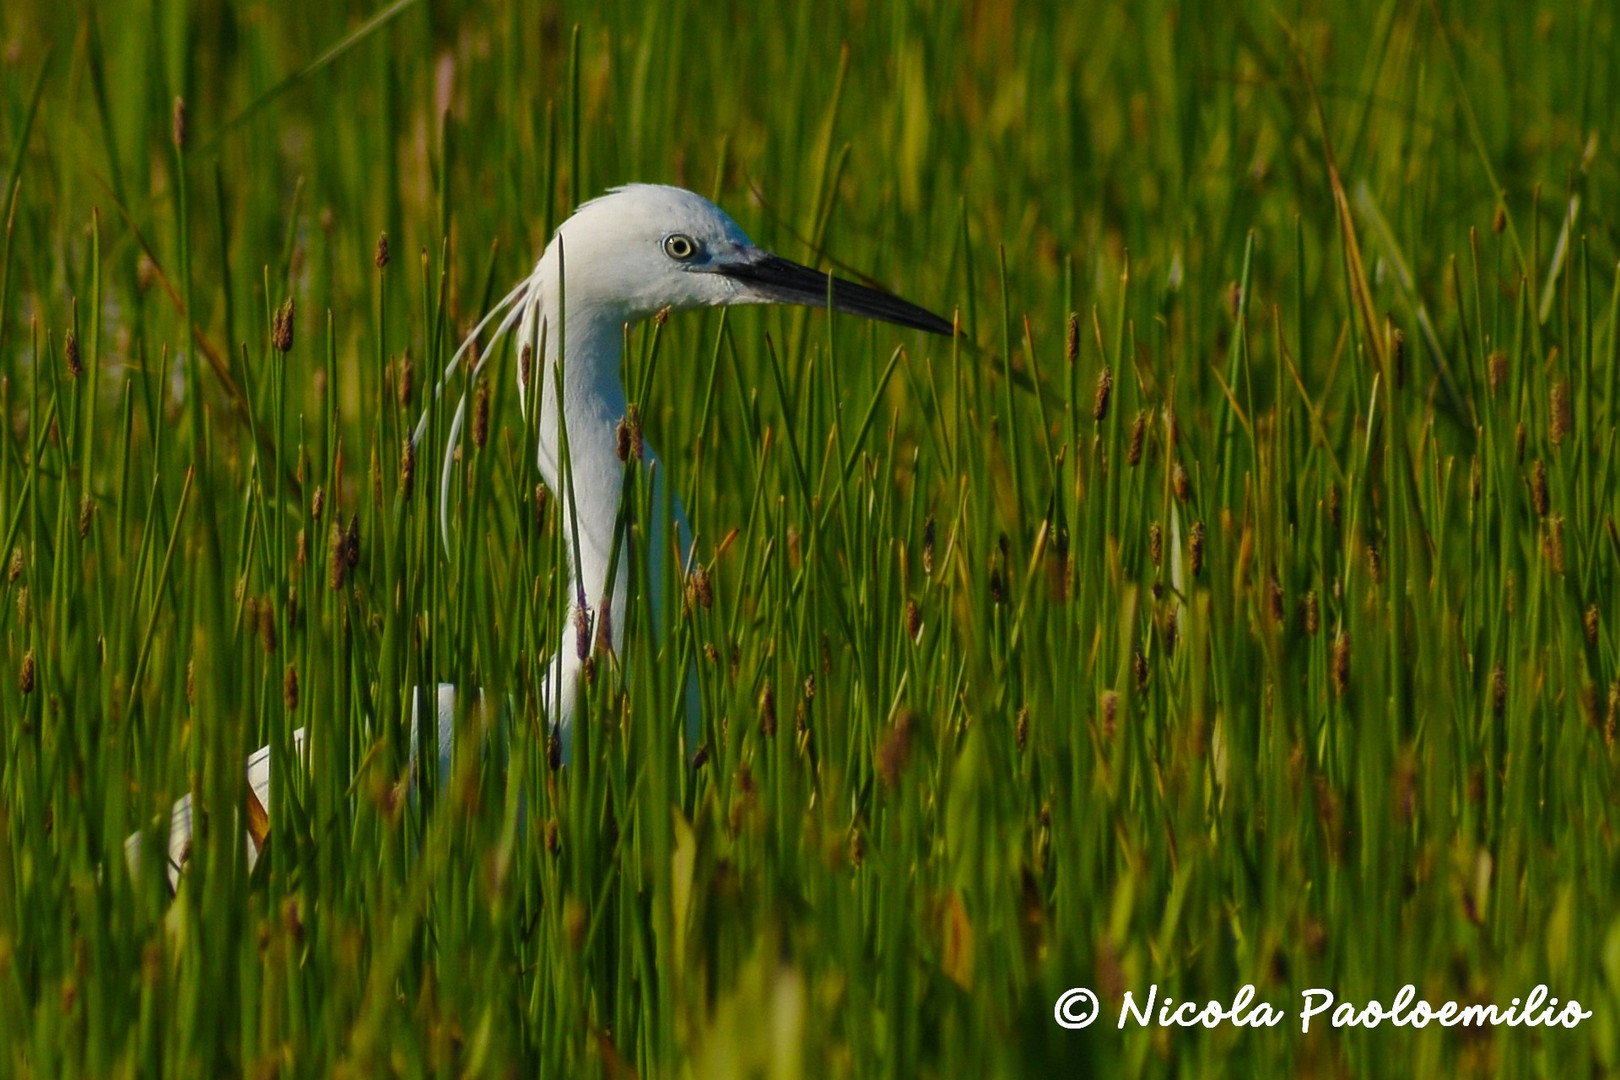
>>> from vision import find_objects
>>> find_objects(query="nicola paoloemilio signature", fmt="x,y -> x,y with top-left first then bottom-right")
1052,984 -> 1594,1033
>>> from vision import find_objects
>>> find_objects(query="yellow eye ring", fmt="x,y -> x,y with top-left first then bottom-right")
663,233 -> 698,261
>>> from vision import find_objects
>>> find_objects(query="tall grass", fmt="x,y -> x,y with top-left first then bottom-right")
0,0 -> 1618,1075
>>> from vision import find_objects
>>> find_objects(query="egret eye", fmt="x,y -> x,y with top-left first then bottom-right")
663,233 -> 699,261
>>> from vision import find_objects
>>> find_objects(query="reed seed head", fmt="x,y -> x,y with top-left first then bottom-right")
1549,381 -> 1570,446
272,298 -> 295,353
1015,704 -> 1029,751
1065,312 -> 1079,363
1490,663 -> 1507,718
283,663 -> 299,711
1585,604 -> 1599,647
399,438 -> 415,501
397,352 -> 414,408
760,680 -> 777,738
1530,460 -> 1549,517
1331,633 -> 1351,696
171,97 -> 187,148
1487,351 -> 1508,396
19,649 -> 34,694
64,330 -> 82,379
906,599 -> 922,640
1304,590 -> 1320,636
1093,366 -> 1112,423
1189,521 -> 1206,577
1148,522 -> 1161,567
374,232 -> 390,270
689,563 -> 713,609
878,711 -> 914,789
1101,690 -> 1119,739
1126,409 -> 1147,466
472,380 -> 490,450
1173,463 -> 1191,503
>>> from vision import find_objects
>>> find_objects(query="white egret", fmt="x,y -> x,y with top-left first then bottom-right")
127,183 -> 951,887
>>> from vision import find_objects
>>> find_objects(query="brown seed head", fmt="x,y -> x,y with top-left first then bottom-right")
397,352 -> 414,409
627,404 -> 644,461
1065,312 -> 1079,363
272,297 -> 295,353
1173,463 -> 1191,503
328,522 -> 347,590
1544,514 -> 1565,574
1016,704 -> 1029,751
574,603 -> 591,662
1492,205 -> 1507,234
1267,572 -> 1285,623
1331,632 -> 1351,696
1133,647 -> 1149,690
906,599 -> 922,640
344,515 -> 360,570
1189,520 -> 1206,577
19,649 -> 35,694
1093,365 -> 1112,423
283,663 -> 299,711
399,438 -> 415,501
1585,604 -> 1599,647
1127,409 -> 1147,466
1530,460 -> 1549,517
311,486 -> 325,523
534,483 -> 550,533
1487,351 -> 1508,396
1304,590 -> 1320,636
1490,663 -> 1507,717
519,344 -> 533,389
877,711 -> 914,789
260,602 -> 278,654
64,331 -> 82,379
690,563 -> 713,609
171,97 -> 187,149
1608,683 -> 1620,747
615,417 -> 631,461
1148,522 -> 1162,567
374,232 -> 390,270
472,380 -> 490,450
78,495 -> 92,539
7,548 -> 21,583
1549,381 -> 1570,446
1101,690 -> 1119,739
759,680 -> 777,738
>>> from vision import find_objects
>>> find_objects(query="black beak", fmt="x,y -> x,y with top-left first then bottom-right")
719,251 -> 954,336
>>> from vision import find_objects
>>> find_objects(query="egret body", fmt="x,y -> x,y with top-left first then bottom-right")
128,184 -> 951,885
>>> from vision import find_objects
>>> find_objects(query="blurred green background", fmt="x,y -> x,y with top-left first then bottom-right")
1,0 -> 1618,1076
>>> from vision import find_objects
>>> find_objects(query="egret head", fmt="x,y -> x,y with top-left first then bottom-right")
550,184 -> 953,335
